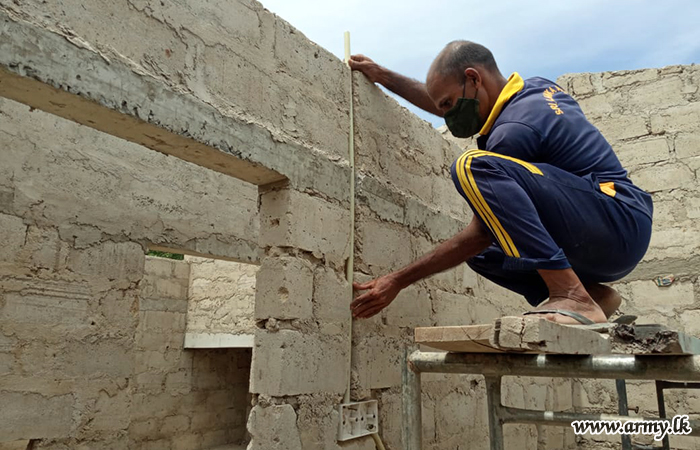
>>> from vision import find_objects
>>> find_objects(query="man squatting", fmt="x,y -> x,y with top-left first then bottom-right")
349,41 -> 653,325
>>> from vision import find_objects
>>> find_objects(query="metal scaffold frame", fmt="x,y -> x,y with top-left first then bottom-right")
402,350 -> 700,450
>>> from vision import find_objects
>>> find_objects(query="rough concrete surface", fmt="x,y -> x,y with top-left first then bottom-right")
0,0 -> 698,449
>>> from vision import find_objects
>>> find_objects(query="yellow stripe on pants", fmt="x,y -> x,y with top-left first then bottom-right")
456,149 -> 544,258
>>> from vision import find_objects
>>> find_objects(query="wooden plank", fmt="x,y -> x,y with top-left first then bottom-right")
415,324 -> 504,353
490,316 -> 611,355
416,318 -> 700,355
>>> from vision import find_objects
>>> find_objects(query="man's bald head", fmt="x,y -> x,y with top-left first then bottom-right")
428,40 -> 501,83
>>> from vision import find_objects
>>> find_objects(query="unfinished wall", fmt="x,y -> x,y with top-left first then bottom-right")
557,64 -> 700,449
2,1 -> 698,449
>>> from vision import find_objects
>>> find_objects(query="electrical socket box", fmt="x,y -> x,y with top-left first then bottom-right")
337,400 -> 379,441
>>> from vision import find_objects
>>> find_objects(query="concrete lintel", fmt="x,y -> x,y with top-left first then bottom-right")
184,332 -> 254,349
0,10 -> 350,202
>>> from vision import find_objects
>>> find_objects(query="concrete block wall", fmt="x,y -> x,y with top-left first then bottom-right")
557,64 -> 700,449
135,256 -> 251,450
0,91 -> 258,449
3,0 -> 698,449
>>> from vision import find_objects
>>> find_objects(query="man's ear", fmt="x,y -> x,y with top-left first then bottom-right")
465,67 -> 482,88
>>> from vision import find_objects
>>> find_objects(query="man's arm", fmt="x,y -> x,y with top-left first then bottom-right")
348,54 -> 444,118
351,216 -> 492,318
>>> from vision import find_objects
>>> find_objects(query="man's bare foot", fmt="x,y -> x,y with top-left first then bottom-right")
531,295 -> 608,325
529,268 -> 608,325
585,283 -> 621,318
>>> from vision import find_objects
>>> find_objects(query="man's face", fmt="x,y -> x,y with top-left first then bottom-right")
427,68 -> 487,123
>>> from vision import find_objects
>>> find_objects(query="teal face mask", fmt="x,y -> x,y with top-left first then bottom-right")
444,79 -> 480,138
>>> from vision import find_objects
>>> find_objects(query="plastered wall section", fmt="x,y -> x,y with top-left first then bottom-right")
557,64 -> 700,450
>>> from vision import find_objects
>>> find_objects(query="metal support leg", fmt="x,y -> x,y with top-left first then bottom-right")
656,380 -> 671,450
403,348 -> 422,450
485,376 -> 504,450
615,379 -> 633,450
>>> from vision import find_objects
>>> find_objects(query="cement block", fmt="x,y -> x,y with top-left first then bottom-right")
358,218 -> 413,271
67,241 -> 145,283
0,392 -> 73,440
630,163 -> 694,193
313,265 -> 351,322
247,404 -> 302,450
650,102 -> 700,134
250,329 -> 348,396
259,188 -> 350,266
296,399 -> 342,450
600,68 -> 658,90
353,336 -> 402,390
0,213 -> 26,263
595,115 -> 649,142
384,283 -> 431,327
626,280 -> 695,312
676,133 -> 700,159
615,136 -> 670,167
577,93 -> 617,117
254,255 -> 314,321
627,76 -> 687,111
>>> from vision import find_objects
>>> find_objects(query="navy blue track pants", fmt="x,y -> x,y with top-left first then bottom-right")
450,149 -> 652,306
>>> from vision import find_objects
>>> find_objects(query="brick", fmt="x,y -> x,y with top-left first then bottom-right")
250,330 -> 348,396
680,310 -> 700,337
601,68 -> 658,90
170,434 -> 202,450
0,291 -> 90,328
260,188 -> 350,266
358,218 -> 413,271
141,310 -> 187,333
139,296 -> 188,313
614,137 -> 670,167
353,335 -> 402,390
675,133 -> 700,159
247,404 -> 302,450
312,266 -> 350,322
24,226 -> 63,270
650,102 -> 700,134
627,76 -> 686,111
0,392 -> 73,440
144,256 -> 176,278
254,255 -> 314,321
571,74 -> 595,96
630,163 -> 694,193
0,213 -> 26,263
595,115 -> 649,142
646,227 -> 700,261
68,241 -> 145,283
384,283 -> 431,327
578,93 -> 617,117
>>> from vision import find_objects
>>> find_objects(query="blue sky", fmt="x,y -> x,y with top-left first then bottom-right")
259,0 -> 700,127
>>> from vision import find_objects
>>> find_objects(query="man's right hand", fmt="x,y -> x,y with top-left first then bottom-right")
351,274 -> 403,319
348,54 -> 385,84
